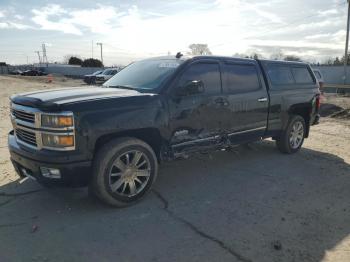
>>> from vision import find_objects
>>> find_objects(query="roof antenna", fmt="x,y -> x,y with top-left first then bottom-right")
175,52 -> 183,59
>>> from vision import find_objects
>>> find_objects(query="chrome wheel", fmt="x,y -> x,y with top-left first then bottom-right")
108,150 -> 151,197
289,121 -> 304,149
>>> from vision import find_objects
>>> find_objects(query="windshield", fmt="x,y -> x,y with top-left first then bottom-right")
103,59 -> 182,90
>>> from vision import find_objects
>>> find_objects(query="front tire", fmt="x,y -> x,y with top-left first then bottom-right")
276,115 -> 306,154
89,137 -> 158,207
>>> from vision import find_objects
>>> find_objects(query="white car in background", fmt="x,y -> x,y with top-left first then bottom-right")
95,68 -> 118,84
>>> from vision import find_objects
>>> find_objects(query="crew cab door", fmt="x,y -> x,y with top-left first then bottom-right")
167,60 -> 224,153
221,61 -> 269,144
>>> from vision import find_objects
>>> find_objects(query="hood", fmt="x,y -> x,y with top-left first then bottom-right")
11,86 -> 155,111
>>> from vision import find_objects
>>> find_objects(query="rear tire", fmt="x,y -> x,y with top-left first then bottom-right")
276,115 -> 306,154
89,137 -> 158,207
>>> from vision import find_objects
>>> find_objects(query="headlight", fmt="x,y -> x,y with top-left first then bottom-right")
41,114 -> 74,128
42,133 -> 75,148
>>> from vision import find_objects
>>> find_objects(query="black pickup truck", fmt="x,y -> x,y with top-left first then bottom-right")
8,55 -> 320,207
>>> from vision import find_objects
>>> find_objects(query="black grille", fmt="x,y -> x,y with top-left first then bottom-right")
15,128 -> 37,147
12,109 -> 35,123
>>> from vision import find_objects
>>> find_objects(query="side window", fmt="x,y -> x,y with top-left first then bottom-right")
224,64 -> 261,93
178,63 -> 221,94
292,67 -> 315,84
267,66 -> 294,85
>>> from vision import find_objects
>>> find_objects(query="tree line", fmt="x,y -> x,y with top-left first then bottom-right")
321,55 -> 348,66
65,55 -> 104,67
64,44 -> 349,67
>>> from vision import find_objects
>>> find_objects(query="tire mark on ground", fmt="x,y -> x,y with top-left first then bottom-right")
152,189 -> 252,262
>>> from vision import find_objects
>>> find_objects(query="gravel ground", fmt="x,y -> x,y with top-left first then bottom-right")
0,75 -> 350,262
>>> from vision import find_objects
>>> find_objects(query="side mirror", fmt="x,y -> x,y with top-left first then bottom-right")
177,80 -> 204,96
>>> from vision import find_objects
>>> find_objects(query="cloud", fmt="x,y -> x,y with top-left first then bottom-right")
305,33 -> 332,40
66,5 -> 120,34
0,8 -> 30,30
248,7 -> 284,24
8,21 -> 31,29
0,0 -> 347,64
214,0 -> 284,24
0,21 -> 31,30
30,4 -> 125,35
318,8 -> 339,16
14,14 -> 24,20
31,4 -> 82,35
297,19 -> 343,30
305,30 -> 345,42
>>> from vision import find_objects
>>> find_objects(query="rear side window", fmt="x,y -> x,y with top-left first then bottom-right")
292,67 -> 314,84
223,64 -> 261,93
178,63 -> 221,94
267,66 -> 294,85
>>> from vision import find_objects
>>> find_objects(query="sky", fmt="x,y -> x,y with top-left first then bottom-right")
0,0 -> 347,65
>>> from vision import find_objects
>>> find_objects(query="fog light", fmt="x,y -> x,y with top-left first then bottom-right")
40,167 -> 61,179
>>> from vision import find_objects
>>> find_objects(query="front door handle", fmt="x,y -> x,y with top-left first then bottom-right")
258,97 -> 268,102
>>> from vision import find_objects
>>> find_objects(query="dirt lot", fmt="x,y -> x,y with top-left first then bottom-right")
0,75 -> 350,262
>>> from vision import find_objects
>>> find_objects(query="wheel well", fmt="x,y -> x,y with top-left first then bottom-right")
289,105 -> 311,137
94,128 -> 163,161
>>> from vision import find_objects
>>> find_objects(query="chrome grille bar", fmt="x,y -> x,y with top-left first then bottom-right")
11,109 -> 35,123
15,128 -> 37,146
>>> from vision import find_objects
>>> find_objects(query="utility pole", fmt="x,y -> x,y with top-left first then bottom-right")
35,51 -> 41,64
96,42 -> 103,64
92,40 -> 94,59
42,43 -> 48,66
344,0 -> 350,84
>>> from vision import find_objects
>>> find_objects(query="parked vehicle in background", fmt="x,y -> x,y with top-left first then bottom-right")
9,69 -> 23,75
95,68 -> 118,84
83,70 -> 103,85
8,55 -> 320,207
21,69 -> 47,76
312,69 -> 324,89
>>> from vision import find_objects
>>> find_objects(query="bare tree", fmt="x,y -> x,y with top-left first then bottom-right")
249,53 -> 263,59
284,55 -> 302,62
270,51 -> 284,60
188,44 -> 212,55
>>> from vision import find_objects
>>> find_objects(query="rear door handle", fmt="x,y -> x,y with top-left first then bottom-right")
258,97 -> 268,102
